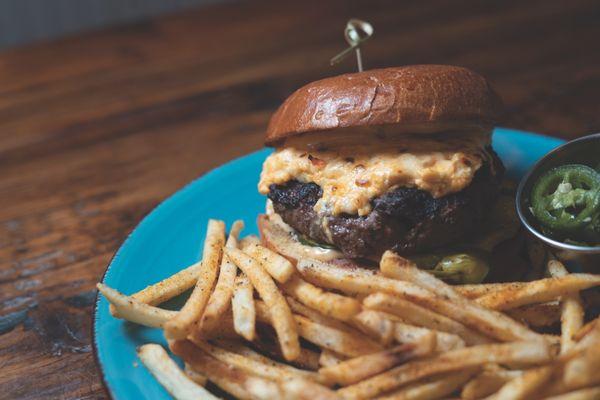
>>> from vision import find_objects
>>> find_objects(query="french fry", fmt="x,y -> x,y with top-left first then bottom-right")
277,378 -> 340,400
563,321 -> 600,362
461,365 -> 523,399
110,261 -> 202,318
378,370 -> 476,400
379,251 -> 546,342
319,350 -> 346,367
295,314 -> 382,358
351,310 -> 396,346
286,296 -> 352,332
215,340 -> 322,378
165,220 -> 226,339
225,247 -> 300,361
573,318 -> 598,342
197,220 -> 244,335
296,258 -> 426,298
137,344 -> 218,400
98,283 -> 176,328
239,235 -> 261,248
257,215 -> 343,263
486,365 -> 554,400
455,282 -> 529,299
563,346 -> 600,390
184,363 -> 207,386
170,340 -> 283,400
475,273 -> 600,311
318,336 -> 436,386
544,387 -> 600,400
190,340 -> 328,386
282,275 -> 361,321
254,301 -> 382,358
547,260 -> 585,354
363,292 -> 490,345
231,273 -> 256,341
241,240 -> 295,283
394,322 -> 466,352
337,341 -> 552,399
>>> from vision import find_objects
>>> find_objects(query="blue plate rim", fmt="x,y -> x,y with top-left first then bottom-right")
92,127 -> 565,399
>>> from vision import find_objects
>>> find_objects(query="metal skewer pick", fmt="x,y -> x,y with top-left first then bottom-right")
330,19 -> 374,72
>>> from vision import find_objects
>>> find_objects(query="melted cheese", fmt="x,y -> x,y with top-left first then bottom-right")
259,129 -> 489,216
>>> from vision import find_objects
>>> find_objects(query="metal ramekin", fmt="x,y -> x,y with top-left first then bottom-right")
516,133 -> 600,272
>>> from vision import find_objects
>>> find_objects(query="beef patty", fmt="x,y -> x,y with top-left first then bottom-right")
267,149 -> 504,259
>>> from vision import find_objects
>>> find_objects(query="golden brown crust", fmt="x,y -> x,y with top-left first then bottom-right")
265,65 -> 503,145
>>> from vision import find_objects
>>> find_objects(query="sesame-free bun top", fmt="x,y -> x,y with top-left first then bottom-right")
265,65 -> 503,145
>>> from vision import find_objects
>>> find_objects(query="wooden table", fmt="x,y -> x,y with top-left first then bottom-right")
0,0 -> 598,398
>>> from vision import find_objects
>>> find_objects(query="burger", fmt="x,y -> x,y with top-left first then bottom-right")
258,65 -> 504,261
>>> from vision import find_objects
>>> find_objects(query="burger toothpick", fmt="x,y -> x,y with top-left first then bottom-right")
330,19 -> 374,72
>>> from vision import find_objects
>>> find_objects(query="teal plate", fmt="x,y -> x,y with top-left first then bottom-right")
93,128 -> 564,399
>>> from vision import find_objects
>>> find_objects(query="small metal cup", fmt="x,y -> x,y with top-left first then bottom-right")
516,133 -> 600,272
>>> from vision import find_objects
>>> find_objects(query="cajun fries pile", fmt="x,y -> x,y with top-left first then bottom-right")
98,216 -> 600,399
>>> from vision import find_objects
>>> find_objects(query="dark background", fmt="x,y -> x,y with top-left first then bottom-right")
0,0 -> 599,398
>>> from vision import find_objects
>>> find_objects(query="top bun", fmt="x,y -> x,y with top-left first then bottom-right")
265,65 -> 503,145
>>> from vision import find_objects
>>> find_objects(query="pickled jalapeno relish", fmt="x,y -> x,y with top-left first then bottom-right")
529,163 -> 600,246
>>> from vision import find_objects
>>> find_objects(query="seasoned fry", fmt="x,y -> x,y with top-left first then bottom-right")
215,340 -> 323,378
98,283 -> 176,328
110,261 -> 202,318
239,235 -> 261,248
255,301 -> 381,358
548,260 -> 585,354
296,258 -> 426,298
137,344 -> 218,400
295,314 -> 382,357
475,273 -> 600,311
319,350 -> 346,367
394,322 -> 466,352
337,341 -> 552,399
171,340 -> 283,400
277,378 -> 340,400
378,370 -> 476,400
190,340 -> 328,386
257,215 -> 343,263
379,251 -> 546,342
461,365 -> 523,399
286,296 -> 352,332
318,337 -> 436,386
231,274 -> 255,341
351,310 -> 396,346
563,346 -> 600,390
364,292 -> 490,345
573,318 -> 598,342
204,342 -> 338,400
225,247 -> 300,361
197,220 -> 244,334
184,363 -> 207,386
241,240 -> 295,283
165,220 -> 226,339
282,274 -> 361,321
455,282 -> 528,299
486,365 -> 554,400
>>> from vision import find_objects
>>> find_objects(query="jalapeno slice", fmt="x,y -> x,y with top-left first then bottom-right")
531,164 -> 600,234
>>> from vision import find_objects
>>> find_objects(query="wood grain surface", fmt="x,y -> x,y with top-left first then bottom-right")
0,0 -> 599,398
